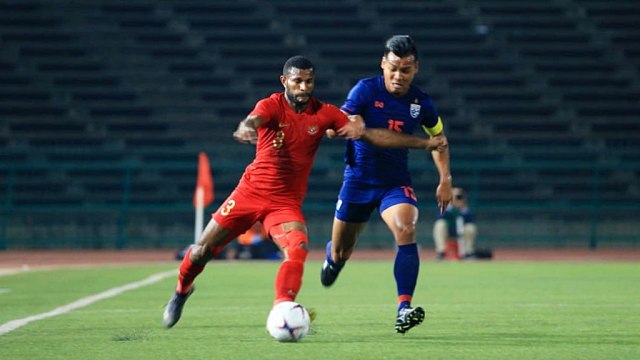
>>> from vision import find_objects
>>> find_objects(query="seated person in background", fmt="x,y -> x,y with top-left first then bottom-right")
432,187 -> 477,260
234,222 -> 281,260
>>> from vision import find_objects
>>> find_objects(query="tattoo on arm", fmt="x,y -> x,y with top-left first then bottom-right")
242,115 -> 262,129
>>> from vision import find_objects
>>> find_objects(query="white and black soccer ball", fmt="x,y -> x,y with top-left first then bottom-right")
266,301 -> 310,342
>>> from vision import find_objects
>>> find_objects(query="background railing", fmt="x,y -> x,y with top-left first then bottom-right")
2,161 -> 638,251
2,1 -> 640,251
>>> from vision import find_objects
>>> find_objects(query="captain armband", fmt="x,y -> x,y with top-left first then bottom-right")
422,116 -> 443,136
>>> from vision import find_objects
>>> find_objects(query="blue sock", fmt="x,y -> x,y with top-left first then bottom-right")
398,300 -> 411,311
325,241 -> 344,268
394,243 -> 419,311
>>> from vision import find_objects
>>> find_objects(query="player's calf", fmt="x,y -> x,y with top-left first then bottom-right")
320,241 -> 344,287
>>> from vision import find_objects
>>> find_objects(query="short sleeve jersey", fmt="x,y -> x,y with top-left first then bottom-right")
238,92 -> 349,200
340,76 -> 442,186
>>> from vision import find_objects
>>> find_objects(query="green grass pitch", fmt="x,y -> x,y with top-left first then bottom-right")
1,260 -> 638,359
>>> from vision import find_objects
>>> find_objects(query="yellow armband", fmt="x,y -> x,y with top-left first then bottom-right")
422,116 -> 443,136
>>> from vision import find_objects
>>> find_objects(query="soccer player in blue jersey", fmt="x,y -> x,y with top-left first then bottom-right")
320,35 -> 453,334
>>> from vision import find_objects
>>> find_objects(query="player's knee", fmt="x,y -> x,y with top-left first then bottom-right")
189,244 -> 214,264
190,239 -> 231,264
464,224 -> 477,239
394,222 -> 416,243
280,230 -> 309,263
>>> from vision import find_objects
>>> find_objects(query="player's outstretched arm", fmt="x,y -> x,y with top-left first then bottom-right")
361,128 -> 447,151
327,115 -> 361,139
331,114 -> 448,151
233,115 -> 263,144
334,115 -> 366,140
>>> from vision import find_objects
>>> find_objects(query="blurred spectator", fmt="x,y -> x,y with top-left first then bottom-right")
234,222 -> 281,260
432,187 -> 477,260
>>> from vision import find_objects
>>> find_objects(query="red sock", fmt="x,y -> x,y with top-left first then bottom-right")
398,294 -> 413,308
273,260 -> 304,304
176,247 -> 205,294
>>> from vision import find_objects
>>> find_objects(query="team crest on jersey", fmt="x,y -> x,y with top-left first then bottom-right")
410,103 -> 421,118
307,125 -> 318,135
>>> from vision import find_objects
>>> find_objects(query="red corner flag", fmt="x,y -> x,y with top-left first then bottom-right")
193,152 -> 214,207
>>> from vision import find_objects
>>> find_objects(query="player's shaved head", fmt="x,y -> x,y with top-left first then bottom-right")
384,35 -> 419,62
283,55 -> 315,75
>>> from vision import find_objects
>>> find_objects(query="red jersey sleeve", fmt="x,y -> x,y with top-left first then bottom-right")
248,95 -> 280,127
325,103 -> 350,130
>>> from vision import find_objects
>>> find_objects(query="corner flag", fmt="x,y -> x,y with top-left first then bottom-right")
193,152 -> 214,208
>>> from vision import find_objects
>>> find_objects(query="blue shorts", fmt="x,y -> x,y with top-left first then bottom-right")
335,181 -> 418,222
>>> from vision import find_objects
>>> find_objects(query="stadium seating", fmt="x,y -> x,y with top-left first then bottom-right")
1,0 -> 638,248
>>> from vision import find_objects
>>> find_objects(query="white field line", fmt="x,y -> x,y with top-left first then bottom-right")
0,269 -> 26,277
0,270 -> 176,336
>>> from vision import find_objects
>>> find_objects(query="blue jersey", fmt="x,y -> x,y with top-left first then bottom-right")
340,76 -> 442,186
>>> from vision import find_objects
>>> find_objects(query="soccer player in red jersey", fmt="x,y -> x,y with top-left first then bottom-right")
163,55 -> 446,329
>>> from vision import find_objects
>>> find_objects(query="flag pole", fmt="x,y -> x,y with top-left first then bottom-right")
194,186 -> 204,244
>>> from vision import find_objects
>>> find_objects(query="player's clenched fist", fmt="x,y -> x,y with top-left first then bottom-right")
336,121 -> 365,140
424,135 -> 448,152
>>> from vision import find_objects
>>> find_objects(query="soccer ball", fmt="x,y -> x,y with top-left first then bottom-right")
266,301 -> 311,342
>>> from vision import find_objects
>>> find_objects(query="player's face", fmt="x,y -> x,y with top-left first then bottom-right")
381,52 -> 418,97
281,67 -> 315,110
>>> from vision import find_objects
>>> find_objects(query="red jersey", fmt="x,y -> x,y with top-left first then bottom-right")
238,92 -> 349,201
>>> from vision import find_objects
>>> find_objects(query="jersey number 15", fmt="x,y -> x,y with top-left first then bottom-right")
387,119 -> 404,132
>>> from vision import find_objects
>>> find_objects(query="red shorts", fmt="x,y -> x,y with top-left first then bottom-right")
212,186 -> 305,240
